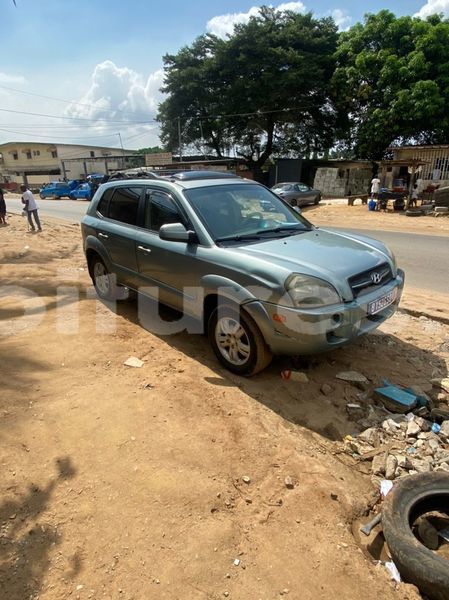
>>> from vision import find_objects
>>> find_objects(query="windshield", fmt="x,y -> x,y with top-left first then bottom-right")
272,183 -> 294,191
184,183 -> 313,242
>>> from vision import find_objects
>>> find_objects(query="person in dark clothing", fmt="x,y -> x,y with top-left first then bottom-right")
0,187 -> 7,225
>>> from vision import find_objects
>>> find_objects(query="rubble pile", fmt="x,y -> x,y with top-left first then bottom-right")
343,377 -> 449,484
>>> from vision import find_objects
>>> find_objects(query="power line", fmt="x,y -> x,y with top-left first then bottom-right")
0,82 -> 156,119
0,127 -> 125,140
0,107 -> 155,124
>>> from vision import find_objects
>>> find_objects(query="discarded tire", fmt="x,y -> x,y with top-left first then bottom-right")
382,472 -> 449,600
405,210 -> 423,217
435,206 -> 449,213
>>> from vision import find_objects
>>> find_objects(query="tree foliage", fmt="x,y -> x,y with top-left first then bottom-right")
157,7 -> 338,170
136,146 -> 165,155
333,10 -> 449,158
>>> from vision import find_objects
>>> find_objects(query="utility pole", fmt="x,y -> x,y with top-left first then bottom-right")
177,116 -> 183,162
117,132 -> 125,169
117,132 -> 124,154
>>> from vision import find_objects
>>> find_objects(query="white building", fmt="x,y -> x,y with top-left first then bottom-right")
0,141 -> 137,187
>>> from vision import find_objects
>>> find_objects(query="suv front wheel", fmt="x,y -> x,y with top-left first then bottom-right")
208,303 -> 272,376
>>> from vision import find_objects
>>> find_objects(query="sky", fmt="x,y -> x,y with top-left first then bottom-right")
1,0 -> 447,150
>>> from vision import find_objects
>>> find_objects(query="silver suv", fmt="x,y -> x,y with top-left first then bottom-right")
81,171 -> 404,375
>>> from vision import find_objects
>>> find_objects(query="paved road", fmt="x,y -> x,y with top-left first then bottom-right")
6,196 -> 88,223
5,197 -> 449,294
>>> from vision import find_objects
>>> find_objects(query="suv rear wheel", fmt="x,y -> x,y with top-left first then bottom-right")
90,255 -> 133,301
208,303 -> 272,376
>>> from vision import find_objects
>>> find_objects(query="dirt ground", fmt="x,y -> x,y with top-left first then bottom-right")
1,212 -> 448,600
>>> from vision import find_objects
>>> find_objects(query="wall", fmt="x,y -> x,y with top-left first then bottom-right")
313,167 -> 372,197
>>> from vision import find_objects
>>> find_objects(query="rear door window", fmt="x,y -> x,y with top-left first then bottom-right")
107,187 -> 142,225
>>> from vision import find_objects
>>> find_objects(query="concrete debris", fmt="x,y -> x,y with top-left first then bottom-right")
124,356 -> 144,368
385,455 -> 398,480
320,383 -> 333,396
345,411 -> 449,484
371,454 -> 386,476
440,420 -> 449,438
336,371 -> 369,388
432,378 -> 449,393
406,420 -> 421,438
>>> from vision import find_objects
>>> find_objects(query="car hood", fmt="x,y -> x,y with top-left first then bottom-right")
233,228 -> 393,299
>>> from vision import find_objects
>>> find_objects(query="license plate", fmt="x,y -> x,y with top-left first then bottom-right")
368,288 -> 397,315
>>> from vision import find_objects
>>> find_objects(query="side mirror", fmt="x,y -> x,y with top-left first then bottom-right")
159,222 -> 197,243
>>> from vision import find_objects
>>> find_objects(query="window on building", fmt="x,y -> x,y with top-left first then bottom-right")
12,152 -> 18,160
144,190 -> 184,231
90,151 -> 95,158
51,150 -> 57,158
26,151 -> 32,159
33,150 -> 40,156
107,187 -> 141,225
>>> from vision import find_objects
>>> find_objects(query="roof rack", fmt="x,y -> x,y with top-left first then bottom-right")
167,170 -> 240,181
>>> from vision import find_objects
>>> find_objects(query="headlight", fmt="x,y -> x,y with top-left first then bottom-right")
285,274 -> 341,308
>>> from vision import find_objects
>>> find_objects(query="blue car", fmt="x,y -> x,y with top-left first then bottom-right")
69,183 -> 92,200
39,180 -> 81,199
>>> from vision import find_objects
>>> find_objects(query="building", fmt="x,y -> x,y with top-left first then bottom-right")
0,141 -> 137,188
385,145 -> 449,193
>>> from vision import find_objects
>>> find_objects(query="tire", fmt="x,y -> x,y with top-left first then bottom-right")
382,472 -> 449,600
207,303 -> 272,376
314,195 -> 321,205
39,193 -> 44,200
405,210 -> 423,217
89,255 -> 130,301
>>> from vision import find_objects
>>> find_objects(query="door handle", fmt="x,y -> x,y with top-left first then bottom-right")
138,245 -> 152,254
98,232 -> 109,239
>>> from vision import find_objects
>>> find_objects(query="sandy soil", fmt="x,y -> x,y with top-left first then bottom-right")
304,201 -> 449,235
1,214 -> 448,600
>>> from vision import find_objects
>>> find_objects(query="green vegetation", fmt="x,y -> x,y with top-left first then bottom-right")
156,7 -> 449,165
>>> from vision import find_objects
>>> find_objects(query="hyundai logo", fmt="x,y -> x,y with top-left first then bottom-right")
371,272 -> 382,284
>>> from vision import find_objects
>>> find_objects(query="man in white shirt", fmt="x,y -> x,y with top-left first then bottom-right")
20,185 -> 42,232
370,175 -> 381,198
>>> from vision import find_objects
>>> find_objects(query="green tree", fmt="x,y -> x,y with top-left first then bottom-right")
157,7 -> 338,172
136,146 -> 165,155
333,10 -> 449,158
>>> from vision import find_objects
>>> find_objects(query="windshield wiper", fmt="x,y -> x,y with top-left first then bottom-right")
255,225 -> 308,235
215,233 -> 261,242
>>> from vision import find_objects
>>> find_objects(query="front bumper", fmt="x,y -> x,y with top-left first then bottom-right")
244,269 -> 405,356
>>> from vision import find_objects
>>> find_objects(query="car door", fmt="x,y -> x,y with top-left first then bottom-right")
95,185 -> 143,288
134,187 -> 201,312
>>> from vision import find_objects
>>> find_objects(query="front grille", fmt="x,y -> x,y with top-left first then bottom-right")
348,263 -> 393,298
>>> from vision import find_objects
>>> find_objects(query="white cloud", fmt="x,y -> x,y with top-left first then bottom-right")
0,72 -> 26,84
414,0 -> 449,17
330,8 -> 352,30
65,60 -> 164,124
206,2 -> 306,38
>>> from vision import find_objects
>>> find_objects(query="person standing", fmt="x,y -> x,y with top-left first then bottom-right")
370,174 -> 381,199
0,186 -> 7,225
20,184 -> 42,232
